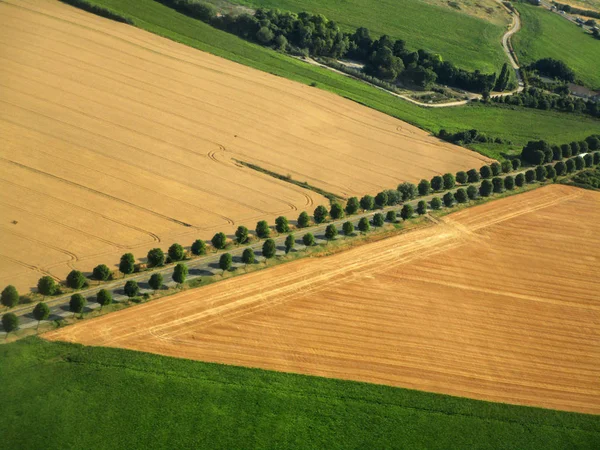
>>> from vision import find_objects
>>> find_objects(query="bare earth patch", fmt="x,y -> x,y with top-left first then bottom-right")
46,185 -> 600,414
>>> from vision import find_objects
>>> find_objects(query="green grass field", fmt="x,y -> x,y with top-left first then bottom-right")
228,0 -> 507,73
514,4 -> 600,89
81,0 -> 600,160
1,337 -> 599,449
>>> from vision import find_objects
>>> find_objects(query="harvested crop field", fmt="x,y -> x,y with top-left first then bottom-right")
47,185 -> 600,414
0,0 -> 490,291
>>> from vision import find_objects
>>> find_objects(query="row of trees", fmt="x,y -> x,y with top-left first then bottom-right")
521,134 -> 600,165
527,58 -> 576,83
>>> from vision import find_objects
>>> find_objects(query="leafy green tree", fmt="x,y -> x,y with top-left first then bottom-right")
566,158 -> 576,173
554,161 -> 566,176
535,165 -> 547,181
490,162 -> 502,176
325,224 -> 338,240
551,145 -> 562,162
501,161 -> 512,173
515,173 -> 525,187
255,220 -> 271,239
218,254 -> 232,274
1,285 -> 19,309
124,280 -> 139,298
93,264 -> 111,281
119,253 -> 135,275
212,232 -> 228,249
375,191 -> 388,208
417,200 -> 427,215
97,289 -> 112,310
479,180 -> 493,197
168,243 -> 185,262
69,294 -> 86,318
417,179 -> 431,196
525,169 -> 536,183
302,233 -> 315,247
479,165 -> 492,179
442,173 -> 455,190
372,213 -> 384,227
2,313 -> 18,334
431,197 -> 442,209
584,154 -> 593,168
579,141 -> 589,154
386,210 -> 397,222
593,152 -> 600,165
504,176 -> 515,190
359,195 -> 375,211
561,143 -> 572,159
313,205 -> 328,224
400,204 -> 414,220
492,177 -> 505,193
37,276 -> 57,297
148,273 -> 163,292
241,248 -> 255,266
342,221 -> 354,236
511,159 -> 521,171
235,226 -> 249,244
147,248 -> 165,267
285,234 -> 295,254
466,185 -> 478,200
345,198 -> 359,215
545,165 -> 557,180
570,141 -> 580,156
262,239 -> 276,258
454,188 -> 468,203
32,302 -> 50,328
66,270 -> 86,290
455,171 -> 468,185
443,192 -> 455,207
431,175 -> 444,191
297,212 -> 310,228
467,169 -> 480,183
587,136 -> 600,151
358,217 -> 371,233
256,26 -> 274,44
191,239 -> 207,256
329,203 -> 344,219
274,216 -> 289,234
173,263 -> 189,284
397,182 -> 417,201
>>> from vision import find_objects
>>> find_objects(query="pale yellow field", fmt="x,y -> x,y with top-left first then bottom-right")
0,0 -> 491,291
47,185 -> 600,414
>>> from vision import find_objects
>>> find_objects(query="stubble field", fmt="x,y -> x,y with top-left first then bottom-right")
47,185 -> 600,414
0,0 -> 490,291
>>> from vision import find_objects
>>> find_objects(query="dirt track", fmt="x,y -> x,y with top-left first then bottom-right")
46,185 -> 600,414
0,0 -> 491,291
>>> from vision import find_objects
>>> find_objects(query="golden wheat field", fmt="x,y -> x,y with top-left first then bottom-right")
47,185 -> 600,414
0,0 -> 490,291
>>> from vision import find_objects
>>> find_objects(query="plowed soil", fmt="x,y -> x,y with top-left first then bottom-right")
0,0 -> 490,291
47,185 -> 600,414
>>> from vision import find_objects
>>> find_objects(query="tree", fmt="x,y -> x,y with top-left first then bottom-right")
384,189 -> 401,207
93,264 -> 111,281
173,263 -> 189,284
329,203 -> 345,219
345,197 -> 360,215
168,243 -> 185,262
525,169 -> 536,183
147,248 -> 165,267
455,171 -> 468,185
545,164 -> 557,180
587,136 -> 600,151
431,197 -> 442,209
97,289 -> 112,310
504,176 -> 515,190
359,195 -> 375,211
262,239 -> 276,259
554,161 -> 566,176
386,210 -> 397,222
37,276 -> 57,297
594,152 -> 600,165
32,302 -> 50,329
431,175 -> 444,191
566,158 -> 576,173
443,192 -> 455,207
69,294 -> 86,318
212,232 -> 228,249
467,169 -> 480,183
274,216 -> 289,234
325,224 -> 338,241
124,280 -> 139,298
400,204 -> 414,220
561,143 -> 572,159
466,185 -> 478,200
501,161 -> 512,173
551,145 -> 562,162
454,188 -> 468,203
372,213 -> 384,227
511,159 -> 521,171
119,253 -> 135,275
65,270 -> 85,290
235,226 -> 249,244
297,211 -> 310,228
285,234 -> 295,254
570,141 -> 581,156
515,173 -> 525,187
397,182 -> 417,201
256,26 -> 274,44
417,200 -> 427,215
313,205 -> 328,224
535,165 -> 546,182
241,248 -> 255,266
2,313 -> 18,334
302,233 -> 315,246
342,221 -> 354,236
580,141 -> 589,154
584,154 -> 593,168
255,220 -> 271,239
480,165 -> 492,179
1,285 -> 19,309
521,140 -> 550,165
358,217 -> 371,233
490,162 -> 502,176
492,177 -> 504,193
575,156 -> 584,170
191,239 -> 207,256
148,273 -> 163,292
417,179 -> 431,196
442,173 -> 455,190
374,192 -> 388,208
479,180 -> 493,197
